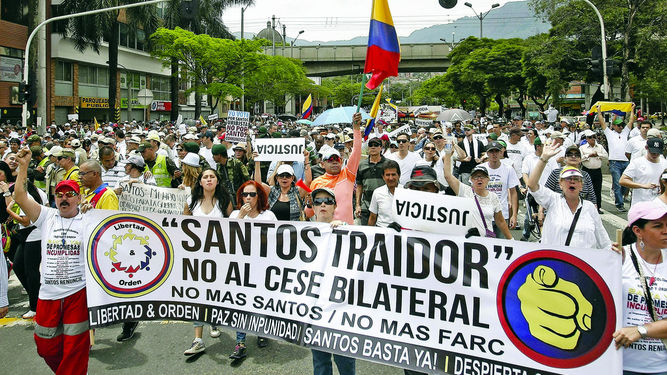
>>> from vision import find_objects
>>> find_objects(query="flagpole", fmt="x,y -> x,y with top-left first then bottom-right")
355,74 -> 368,113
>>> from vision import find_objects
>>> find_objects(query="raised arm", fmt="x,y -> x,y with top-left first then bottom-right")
596,104 -> 607,130
13,147 -> 41,223
442,150 -> 461,195
527,144 -> 559,192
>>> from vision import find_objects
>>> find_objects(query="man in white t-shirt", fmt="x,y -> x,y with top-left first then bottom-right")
14,148 -> 90,374
388,132 -> 422,185
620,138 -> 667,206
368,160 -> 401,228
505,128 -> 528,181
482,141 -> 519,230
597,104 -> 635,211
624,120 -> 652,161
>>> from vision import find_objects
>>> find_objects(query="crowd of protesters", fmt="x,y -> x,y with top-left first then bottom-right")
0,101 -> 666,375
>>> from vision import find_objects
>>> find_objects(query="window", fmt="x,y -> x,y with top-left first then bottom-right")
151,76 -> 171,101
1,0 -> 28,26
119,23 -> 129,47
136,29 -> 145,51
78,65 -> 108,86
55,61 -> 72,82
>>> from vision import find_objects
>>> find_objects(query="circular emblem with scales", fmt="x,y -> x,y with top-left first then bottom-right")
88,214 -> 173,298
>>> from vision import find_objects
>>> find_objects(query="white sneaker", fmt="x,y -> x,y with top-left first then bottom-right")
183,340 -> 205,356
22,310 -> 36,319
210,327 -> 221,338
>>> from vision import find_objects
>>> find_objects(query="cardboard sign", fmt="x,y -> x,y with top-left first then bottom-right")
391,187 -> 485,236
254,138 -> 304,162
226,110 -> 250,143
388,124 -> 412,139
67,114 -> 79,121
415,118 -> 433,127
118,182 -> 190,215
208,113 -> 219,121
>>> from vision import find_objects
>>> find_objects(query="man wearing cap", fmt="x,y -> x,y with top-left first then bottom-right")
58,150 -> 81,189
580,130 -> 608,210
138,141 -> 179,188
212,144 -> 249,200
70,138 -> 87,166
308,112 -> 362,225
14,148 -> 91,374
233,142 -> 254,174
620,137 -> 667,206
355,137 -> 387,225
482,141 -> 519,232
146,130 -> 168,158
597,103 -> 635,212
29,145 -> 49,192
308,187 -> 355,375
323,133 -> 337,148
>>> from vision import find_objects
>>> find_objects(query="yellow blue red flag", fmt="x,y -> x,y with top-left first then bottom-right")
364,0 -> 400,90
301,94 -> 313,119
588,101 -> 634,117
364,84 -> 384,139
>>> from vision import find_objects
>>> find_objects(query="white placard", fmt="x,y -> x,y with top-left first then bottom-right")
473,133 -> 489,146
413,105 -> 428,116
118,182 -> 190,215
208,113 -> 219,121
388,124 -> 412,139
415,118 -> 433,127
254,138 -> 304,162
392,187 -> 485,236
226,110 -> 250,143
67,114 -> 79,121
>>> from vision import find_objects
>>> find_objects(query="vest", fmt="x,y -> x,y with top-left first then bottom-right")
33,157 -> 49,191
148,155 -> 171,187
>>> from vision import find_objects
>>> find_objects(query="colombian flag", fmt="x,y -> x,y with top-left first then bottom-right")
94,117 -> 100,131
385,98 -> 397,110
364,0 -> 400,90
301,94 -> 313,119
364,84 -> 384,140
588,101 -> 634,117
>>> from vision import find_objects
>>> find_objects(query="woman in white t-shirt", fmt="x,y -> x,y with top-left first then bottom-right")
228,180 -> 276,359
613,202 -> 667,374
182,168 -> 232,357
443,149 -> 512,239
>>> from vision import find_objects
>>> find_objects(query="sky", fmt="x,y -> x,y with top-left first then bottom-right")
221,0 -> 516,42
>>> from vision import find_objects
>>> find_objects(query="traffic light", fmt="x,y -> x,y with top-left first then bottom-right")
590,59 -> 602,76
18,82 -> 31,104
180,0 -> 199,22
606,59 -> 620,77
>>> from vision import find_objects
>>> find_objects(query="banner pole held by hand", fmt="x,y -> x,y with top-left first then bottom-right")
356,73 -> 368,113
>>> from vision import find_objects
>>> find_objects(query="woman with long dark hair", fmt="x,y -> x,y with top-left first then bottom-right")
228,180 -> 276,359
182,168 -> 232,356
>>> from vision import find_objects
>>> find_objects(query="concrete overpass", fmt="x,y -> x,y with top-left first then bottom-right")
263,43 -> 452,77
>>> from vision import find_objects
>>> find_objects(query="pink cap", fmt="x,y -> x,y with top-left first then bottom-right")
627,201 -> 667,227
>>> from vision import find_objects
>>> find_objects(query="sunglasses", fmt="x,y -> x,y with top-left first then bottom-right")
55,191 -> 78,198
241,191 -> 257,197
566,153 -> 580,158
423,147 -> 436,151
368,143 -> 382,147
277,173 -> 292,179
313,197 -> 335,206
397,139 -> 409,144
433,136 -> 444,140
325,155 -> 341,163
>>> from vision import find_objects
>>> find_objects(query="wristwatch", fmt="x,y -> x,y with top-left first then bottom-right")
3,191 -> 11,197
637,325 -> 648,338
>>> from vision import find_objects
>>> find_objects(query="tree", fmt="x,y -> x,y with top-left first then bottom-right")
58,0 -> 159,121
159,0 -> 253,120
151,28 -> 264,114
530,0 -> 664,101
485,39 -> 526,119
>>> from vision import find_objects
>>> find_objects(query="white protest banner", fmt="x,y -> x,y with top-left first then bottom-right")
254,138 -> 304,162
392,187 -> 485,236
413,106 -> 428,116
67,114 -> 79,121
415,118 -> 433,127
117,182 -> 190,215
84,210 -> 622,374
208,113 -> 219,121
226,110 -> 250,143
176,114 -> 183,126
388,124 -> 411,139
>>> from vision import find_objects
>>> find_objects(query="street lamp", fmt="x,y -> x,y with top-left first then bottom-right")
290,30 -> 305,58
464,2 -> 499,39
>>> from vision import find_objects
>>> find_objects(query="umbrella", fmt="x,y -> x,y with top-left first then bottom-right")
296,119 -> 313,125
436,109 -> 472,122
311,106 -> 373,127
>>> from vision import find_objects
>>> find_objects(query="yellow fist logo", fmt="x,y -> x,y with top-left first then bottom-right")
517,265 -> 593,350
